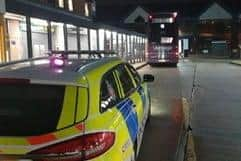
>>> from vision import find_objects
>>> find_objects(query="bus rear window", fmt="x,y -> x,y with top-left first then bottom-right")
152,18 -> 174,23
0,84 -> 65,136
148,23 -> 177,43
161,37 -> 174,44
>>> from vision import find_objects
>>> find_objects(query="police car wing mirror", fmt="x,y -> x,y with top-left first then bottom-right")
143,74 -> 154,83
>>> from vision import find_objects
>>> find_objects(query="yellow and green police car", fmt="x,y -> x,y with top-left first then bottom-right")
0,52 -> 154,161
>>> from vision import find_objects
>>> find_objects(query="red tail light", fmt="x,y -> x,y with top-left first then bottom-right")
30,132 -> 115,161
172,47 -> 179,56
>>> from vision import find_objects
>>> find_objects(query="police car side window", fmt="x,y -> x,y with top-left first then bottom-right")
100,72 -> 119,112
117,65 -> 135,96
126,64 -> 141,86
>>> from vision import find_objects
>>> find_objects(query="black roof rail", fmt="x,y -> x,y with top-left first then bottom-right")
47,50 -> 118,58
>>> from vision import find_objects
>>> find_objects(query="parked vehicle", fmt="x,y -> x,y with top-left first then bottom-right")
0,51 -> 154,161
147,12 -> 179,66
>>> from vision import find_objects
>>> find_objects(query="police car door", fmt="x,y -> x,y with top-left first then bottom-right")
115,64 -> 142,146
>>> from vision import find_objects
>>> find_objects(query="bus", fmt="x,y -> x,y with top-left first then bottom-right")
147,12 -> 179,66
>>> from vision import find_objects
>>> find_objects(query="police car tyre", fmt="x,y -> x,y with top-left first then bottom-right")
146,92 -> 151,124
134,140 -> 138,160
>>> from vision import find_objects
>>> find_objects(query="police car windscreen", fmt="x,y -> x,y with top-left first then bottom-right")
0,84 -> 65,136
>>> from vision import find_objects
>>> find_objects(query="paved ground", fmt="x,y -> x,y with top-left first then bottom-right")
137,64 -> 185,161
136,58 -> 241,161
190,59 -> 241,161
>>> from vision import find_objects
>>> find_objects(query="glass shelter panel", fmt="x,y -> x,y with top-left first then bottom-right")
118,33 -> 122,56
67,24 -> 77,51
90,29 -> 97,50
5,13 -> 28,61
31,18 -> 48,58
51,22 -> 65,51
98,29 -> 104,51
105,30 -> 112,51
79,27 -> 89,51
112,32 -> 117,52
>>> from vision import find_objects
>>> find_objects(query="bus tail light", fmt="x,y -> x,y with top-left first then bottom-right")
172,47 -> 179,56
30,132 -> 115,161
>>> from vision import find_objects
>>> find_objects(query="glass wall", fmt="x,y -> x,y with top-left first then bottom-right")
127,35 -> 130,55
122,34 -> 127,58
79,27 -> 89,50
142,37 -> 145,55
98,29 -> 104,50
138,37 -> 141,61
141,37 -> 144,58
90,29 -> 97,50
112,32 -> 117,52
3,12 -> 146,63
5,13 -> 28,61
104,30 -> 112,51
118,33 -> 122,56
51,22 -> 65,51
67,24 -> 77,50
137,37 -> 140,55
31,18 -> 48,58
131,35 -> 135,56
133,36 -> 137,56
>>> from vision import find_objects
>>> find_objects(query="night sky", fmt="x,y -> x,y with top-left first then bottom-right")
96,0 -> 240,23
97,0 -> 240,6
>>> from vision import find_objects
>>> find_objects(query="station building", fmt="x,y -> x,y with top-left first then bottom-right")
97,1 -> 241,58
0,0 -> 146,63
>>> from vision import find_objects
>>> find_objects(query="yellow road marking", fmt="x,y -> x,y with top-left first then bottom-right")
186,132 -> 197,161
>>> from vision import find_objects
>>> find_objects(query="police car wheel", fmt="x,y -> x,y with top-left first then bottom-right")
146,94 -> 151,124
134,141 -> 138,160
146,106 -> 151,124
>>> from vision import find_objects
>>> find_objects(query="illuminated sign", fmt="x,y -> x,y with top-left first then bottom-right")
152,18 -> 174,23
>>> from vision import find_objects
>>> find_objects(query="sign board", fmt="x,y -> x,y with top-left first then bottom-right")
0,0 -> 5,13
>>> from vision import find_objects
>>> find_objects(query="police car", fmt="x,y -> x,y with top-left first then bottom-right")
0,51 -> 154,161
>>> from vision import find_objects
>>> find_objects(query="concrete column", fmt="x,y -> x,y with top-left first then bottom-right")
26,16 -> 33,58
77,27 -> 80,52
47,21 -> 52,51
110,31 -> 113,51
63,24 -> 68,51
87,28 -> 90,51
97,29 -> 99,51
